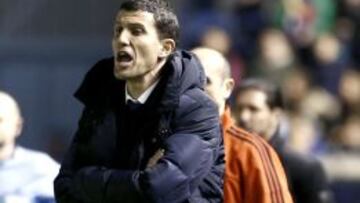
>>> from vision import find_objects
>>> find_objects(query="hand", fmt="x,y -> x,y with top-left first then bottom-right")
146,148 -> 165,168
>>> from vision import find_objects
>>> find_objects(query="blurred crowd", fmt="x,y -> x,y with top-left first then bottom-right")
178,0 -> 360,156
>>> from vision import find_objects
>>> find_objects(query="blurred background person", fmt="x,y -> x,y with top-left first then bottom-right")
192,47 -> 293,203
270,0 -> 337,68
337,0 -> 360,66
0,91 -> 59,203
219,0 -> 270,62
337,69 -> 360,120
311,33 -> 349,96
280,67 -> 341,154
199,26 -> 245,87
248,28 -> 297,87
232,79 -> 334,203
329,115 -> 360,152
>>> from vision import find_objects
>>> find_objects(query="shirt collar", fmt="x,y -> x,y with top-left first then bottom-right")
125,79 -> 160,104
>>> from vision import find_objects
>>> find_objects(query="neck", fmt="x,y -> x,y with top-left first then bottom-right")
127,59 -> 166,99
264,119 -> 279,141
0,142 -> 15,160
219,102 -> 226,117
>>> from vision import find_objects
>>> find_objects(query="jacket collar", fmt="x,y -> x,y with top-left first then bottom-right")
74,50 -> 206,112
221,106 -> 234,132
125,79 -> 160,104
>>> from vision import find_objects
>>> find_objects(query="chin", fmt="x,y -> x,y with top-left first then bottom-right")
113,70 -> 127,80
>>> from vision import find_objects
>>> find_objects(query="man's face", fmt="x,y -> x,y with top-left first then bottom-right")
0,95 -> 21,146
112,10 -> 164,81
234,89 -> 276,139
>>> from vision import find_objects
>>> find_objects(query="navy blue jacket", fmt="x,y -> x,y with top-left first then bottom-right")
54,51 -> 224,203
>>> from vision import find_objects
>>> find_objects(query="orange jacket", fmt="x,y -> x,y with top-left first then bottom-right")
222,108 -> 293,203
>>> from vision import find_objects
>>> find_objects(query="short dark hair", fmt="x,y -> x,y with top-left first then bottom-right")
120,0 -> 180,45
233,78 -> 284,109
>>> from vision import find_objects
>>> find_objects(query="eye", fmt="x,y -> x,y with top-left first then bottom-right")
114,26 -> 123,37
206,77 -> 212,85
131,27 -> 145,36
249,106 -> 259,112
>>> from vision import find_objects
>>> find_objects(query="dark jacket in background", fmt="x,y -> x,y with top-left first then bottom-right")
54,50 -> 224,203
270,121 -> 334,203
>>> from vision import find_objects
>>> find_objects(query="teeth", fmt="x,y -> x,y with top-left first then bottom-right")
118,51 -> 131,58
117,51 -> 133,63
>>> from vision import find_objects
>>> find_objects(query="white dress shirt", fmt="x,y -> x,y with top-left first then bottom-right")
125,79 -> 160,104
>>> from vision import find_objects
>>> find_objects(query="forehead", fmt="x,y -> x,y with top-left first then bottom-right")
237,89 -> 268,107
204,64 -> 222,83
194,52 -> 224,80
0,94 -> 19,118
115,10 -> 155,27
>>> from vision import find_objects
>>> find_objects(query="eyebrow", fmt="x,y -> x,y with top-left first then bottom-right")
128,23 -> 146,29
115,21 -> 146,28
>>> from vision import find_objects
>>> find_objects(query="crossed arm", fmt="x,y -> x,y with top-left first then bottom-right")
54,101 -> 221,203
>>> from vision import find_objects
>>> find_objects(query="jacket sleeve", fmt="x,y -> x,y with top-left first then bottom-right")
104,93 -> 222,203
54,108 -> 144,203
54,108 -> 91,203
55,93 -> 222,203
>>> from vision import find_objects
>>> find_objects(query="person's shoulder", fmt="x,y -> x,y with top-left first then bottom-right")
283,149 -> 330,193
224,125 -> 282,162
78,57 -> 114,85
181,88 -> 214,108
284,149 -> 324,172
225,124 -> 273,150
170,89 -> 219,135
173,89 -> 218,125
88,57 -> 113,74
16,147 -> 58,165
223,124 -> 288,191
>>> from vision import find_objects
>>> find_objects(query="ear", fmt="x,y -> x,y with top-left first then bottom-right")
159,38 -> 176,58
223,78 -> 235,99
15,116 -> 23,138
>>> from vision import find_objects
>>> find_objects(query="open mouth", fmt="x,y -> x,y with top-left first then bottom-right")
116,51 -> 133,65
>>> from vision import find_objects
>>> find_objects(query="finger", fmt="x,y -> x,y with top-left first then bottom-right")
147,149 -> 165,168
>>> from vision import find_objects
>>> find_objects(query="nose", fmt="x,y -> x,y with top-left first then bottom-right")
115,29 -> 130,46
239,109 -> 251,124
